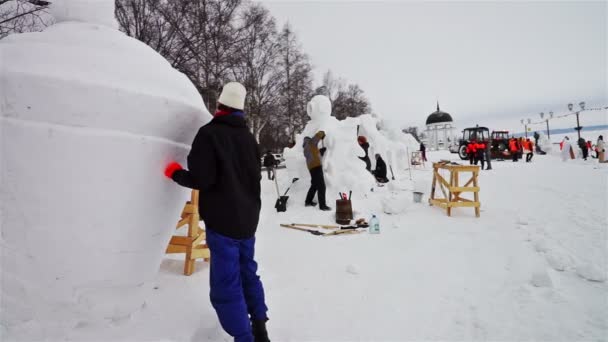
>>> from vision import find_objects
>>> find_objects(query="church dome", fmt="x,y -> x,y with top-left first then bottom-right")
426,103 -> 453,125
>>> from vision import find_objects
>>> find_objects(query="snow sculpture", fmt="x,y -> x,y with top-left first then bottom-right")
0,0 -> 211,332
284,95 -> 418,201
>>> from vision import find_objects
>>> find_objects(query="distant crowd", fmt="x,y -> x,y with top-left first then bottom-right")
559,135 -> 606,163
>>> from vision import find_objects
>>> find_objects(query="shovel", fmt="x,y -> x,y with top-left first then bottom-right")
275,177 -> 299,212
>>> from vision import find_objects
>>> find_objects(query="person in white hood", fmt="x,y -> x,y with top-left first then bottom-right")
597,135 -> 606,163
561,136 -> 572,161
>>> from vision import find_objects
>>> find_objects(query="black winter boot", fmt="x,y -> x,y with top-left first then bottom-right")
252,319 -> 270,342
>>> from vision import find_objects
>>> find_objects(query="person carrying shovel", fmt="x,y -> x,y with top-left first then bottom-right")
164,82 -> 270,342
303,130 -> 331,211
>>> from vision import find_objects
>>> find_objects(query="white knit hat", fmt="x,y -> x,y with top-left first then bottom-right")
218,82 -> 246,110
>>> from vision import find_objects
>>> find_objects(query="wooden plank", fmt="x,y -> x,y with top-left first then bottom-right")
182,204 -> 196,215
175,217 -> 189,228
449,186 -> 480,193
438,165 -> 480,172
448,171 -> 454,216
168,235 -> 195,246
429,199 -> 448,208
166,244 -> 187,254
192,229 -> 206,245
450,201 -> 480,208
192,190 -> 199,208
456,197 -> 473,202
184,257 -> 195,276
473,171 -> 480,217
434,171 -> 449,200
291,223 -> 340,229
463,176 -> 475,188
429,167 -> 438,204
191,246 -> 210,259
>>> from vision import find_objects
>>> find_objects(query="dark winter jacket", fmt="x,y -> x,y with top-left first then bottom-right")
172,114 -> 262,239
374,156 -> 387,179
263,153 -> 276,168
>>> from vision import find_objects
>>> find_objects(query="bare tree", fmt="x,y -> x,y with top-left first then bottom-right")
276,23 -> 313,141
0,0 -> 52,39
332,83 -> 370,120
232,3 -> 282,142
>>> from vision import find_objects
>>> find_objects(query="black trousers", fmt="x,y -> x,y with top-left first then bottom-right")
582,147 -> 588,160
476,151 -> 485,169
305,166 -> 327,207
526,153 -> 533,162
469,153 -> 475,165
266,167 -> 275,180
512,152 -> 518,161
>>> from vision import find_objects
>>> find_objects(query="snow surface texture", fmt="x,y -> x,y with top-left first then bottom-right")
6,149 -> 606,341
0,9 -> 211,333
283,95 -> 418,206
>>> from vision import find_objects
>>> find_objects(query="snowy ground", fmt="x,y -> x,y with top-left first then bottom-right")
4,149 -> 608,341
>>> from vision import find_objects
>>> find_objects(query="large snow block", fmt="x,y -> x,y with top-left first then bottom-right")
0,20 -> 211,328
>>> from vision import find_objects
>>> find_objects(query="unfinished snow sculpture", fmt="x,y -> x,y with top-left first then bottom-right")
0,0 -> 211,333
284,95 -> 374,199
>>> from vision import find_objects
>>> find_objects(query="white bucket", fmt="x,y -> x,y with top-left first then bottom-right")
413,191 -> 424,203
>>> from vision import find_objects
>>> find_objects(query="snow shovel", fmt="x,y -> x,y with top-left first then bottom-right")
274,177 -> 299,212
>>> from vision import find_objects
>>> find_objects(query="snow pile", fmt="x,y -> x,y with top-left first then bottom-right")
576,263 -> 607,283
284,95 -> 416,199
0,1 -> 210,333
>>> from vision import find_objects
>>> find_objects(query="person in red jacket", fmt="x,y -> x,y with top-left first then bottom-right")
475,140 -> 486,169
466,139 -> 477,165
509,138 -> 519,162
525,138 -> 534,162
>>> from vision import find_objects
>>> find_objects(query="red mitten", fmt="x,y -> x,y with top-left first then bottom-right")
164,162 -> 183,179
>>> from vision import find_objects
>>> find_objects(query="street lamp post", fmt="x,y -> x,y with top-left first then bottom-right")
568,102 -> 585,140
521,118 -> 530,137
540,111 -> 553,139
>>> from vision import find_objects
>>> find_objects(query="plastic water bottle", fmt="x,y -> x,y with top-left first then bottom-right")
369,215 -> 380,234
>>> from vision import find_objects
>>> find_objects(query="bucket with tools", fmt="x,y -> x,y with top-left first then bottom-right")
335,191 -> 353,225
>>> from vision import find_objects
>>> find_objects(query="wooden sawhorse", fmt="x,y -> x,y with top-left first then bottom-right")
166,190 -> 210,275
429,162 -> 481,217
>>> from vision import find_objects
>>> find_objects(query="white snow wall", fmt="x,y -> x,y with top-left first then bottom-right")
0,20 -> 211,330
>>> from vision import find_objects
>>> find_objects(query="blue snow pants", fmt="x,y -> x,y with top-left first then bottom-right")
205,228 -> 268,342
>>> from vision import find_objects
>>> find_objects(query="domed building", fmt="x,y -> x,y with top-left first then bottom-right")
423,103 -> 457,150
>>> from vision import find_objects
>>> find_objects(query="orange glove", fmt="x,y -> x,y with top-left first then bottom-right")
164,162 -> 182,179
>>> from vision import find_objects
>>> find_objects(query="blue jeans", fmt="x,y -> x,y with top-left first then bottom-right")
206,228 -> 268,342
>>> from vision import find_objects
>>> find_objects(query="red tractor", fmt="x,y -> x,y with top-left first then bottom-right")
456,127 -> 511,160
489,130 -> 511,159
457,126 -> 490,160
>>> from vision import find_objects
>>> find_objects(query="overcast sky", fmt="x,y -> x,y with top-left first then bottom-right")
259,0 -> 607,132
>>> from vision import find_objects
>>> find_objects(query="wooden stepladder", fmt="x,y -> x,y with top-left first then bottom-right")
166,190 -> 210,275
429,162 -> 481,217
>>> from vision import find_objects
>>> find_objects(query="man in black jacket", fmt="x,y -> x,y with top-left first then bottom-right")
263,151 -> 277,180
164,82 -> 270,342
